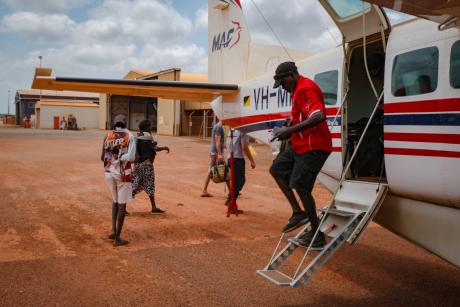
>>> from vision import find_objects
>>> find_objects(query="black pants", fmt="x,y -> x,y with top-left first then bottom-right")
227,158 -> 245,201
270,146 -> 330,192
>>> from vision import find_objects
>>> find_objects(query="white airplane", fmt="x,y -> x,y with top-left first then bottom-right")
32,0 -> 460,278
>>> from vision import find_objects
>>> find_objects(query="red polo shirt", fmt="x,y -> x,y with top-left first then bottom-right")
290,76 -> 332,154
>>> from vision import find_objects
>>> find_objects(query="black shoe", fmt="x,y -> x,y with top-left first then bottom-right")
282,212 -> 309,233
289,231 -> 326,249
124,210 -> 130,216
151,208 -> 165,215
113,239 -> 129,246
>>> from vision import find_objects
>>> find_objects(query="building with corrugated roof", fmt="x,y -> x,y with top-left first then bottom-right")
15,89 -> 99,125
35,100 -> 99,129
100,68 -> 214,136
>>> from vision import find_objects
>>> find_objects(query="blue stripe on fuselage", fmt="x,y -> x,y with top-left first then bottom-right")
236,120 -> 285,133
384,113 -> 460,126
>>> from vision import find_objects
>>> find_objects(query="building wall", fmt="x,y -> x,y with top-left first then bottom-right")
157,70 -> 180,136
99,94 -> 107,130
183,101 -> 210,110
38,106 -> 98,129
15,91 -> 99,125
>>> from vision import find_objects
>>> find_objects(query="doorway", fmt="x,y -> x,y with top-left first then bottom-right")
345,40 -> 386,180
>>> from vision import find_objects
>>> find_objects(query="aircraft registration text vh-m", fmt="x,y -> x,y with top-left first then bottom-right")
32,0 -> 460,286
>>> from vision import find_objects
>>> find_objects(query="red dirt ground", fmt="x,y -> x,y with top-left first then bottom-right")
0,127 -> 459,306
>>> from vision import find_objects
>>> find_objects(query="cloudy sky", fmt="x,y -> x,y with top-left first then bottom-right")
0,0 -> 409,114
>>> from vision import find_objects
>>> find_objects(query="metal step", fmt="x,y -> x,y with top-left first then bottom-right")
257,180 -> 388,287
256,270 -> 293,286
258,212 -> 361,287
319,206 -> 356,217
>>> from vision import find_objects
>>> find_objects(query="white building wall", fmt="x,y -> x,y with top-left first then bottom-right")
99,94 -> 107,130
40,105 -> 99,129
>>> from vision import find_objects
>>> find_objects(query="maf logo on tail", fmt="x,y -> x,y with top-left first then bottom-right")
212,20 -> 242,52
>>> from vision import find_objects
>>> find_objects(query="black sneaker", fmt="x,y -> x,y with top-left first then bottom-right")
289,231 -> 326,249
151,208 -> 165,215
282,212 -> 309,233
113,239 -> 129,246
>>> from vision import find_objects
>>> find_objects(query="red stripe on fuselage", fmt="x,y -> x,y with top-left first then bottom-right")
384,98 -> 460,114
222,112 -> 291,127
331,133 -> 341,139
326,107 -> 340,116
222,107 -> 340,128
332,147 -> 341,152
385,132 -> 460,144
385,148 -> 460,158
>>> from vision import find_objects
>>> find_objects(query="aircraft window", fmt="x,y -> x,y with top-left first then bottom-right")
314,70 -> 338,105
326,0 -> 370,19
391,47 -> 438,97
450,40 -> 460,89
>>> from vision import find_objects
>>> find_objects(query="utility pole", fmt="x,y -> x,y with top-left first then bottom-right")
7,89 -> 10,115
38,55 -> 43,122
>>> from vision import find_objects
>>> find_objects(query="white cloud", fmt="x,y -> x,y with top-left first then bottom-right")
1,0 -> 89,14
134,43 -> 207,73
0,12 -> 75,41
195,6 -> 208,30
81,0 -> 193,45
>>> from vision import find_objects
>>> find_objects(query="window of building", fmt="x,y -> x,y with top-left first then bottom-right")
326,0 -> 370,19
391,47 -> 438,97
450,40 -> 460,88
314,70 -> 339,105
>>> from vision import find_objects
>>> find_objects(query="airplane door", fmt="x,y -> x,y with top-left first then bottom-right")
365,0 -> 460,30
319,0 -> 390,43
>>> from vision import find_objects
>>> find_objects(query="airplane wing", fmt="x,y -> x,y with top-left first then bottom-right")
365,0 -> 460,28
31,68 -> 239,101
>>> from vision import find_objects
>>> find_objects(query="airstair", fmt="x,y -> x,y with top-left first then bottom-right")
258,86 -> 389,287
257,180 -> 388,287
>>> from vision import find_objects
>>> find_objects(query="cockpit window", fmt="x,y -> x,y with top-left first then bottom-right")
314,70 -> 339,105
326,0 -> 371,19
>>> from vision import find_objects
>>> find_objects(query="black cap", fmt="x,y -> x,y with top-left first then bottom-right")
273,61 -> 298,88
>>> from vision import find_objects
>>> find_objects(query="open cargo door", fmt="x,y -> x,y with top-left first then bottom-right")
319,0 -> 390,42
365,0 -> 460,30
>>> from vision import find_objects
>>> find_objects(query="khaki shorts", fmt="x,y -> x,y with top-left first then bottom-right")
104,173 -> 133,204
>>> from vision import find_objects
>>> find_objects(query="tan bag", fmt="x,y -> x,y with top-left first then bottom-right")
211,162 -> 230,183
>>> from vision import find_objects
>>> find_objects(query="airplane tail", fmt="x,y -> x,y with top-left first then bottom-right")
208,0 -> 250,84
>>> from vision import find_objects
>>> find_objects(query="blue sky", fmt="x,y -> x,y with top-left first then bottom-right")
0,0 -> 410,114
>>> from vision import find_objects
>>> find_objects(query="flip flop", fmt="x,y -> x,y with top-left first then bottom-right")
229,208 -> 244,214
200,192 -> 213,197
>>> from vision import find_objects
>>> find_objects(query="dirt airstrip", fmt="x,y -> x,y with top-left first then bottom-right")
0,127 -> 459,306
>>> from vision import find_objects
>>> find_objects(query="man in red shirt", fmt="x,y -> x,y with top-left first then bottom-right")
270,61 -> 332,248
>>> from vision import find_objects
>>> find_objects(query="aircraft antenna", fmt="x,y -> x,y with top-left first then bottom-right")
249,0 -> 294,61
